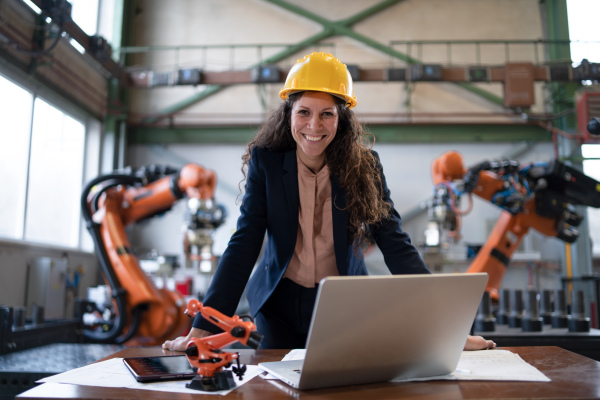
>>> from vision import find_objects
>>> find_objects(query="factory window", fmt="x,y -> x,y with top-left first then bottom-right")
582,144 -> 600,255
0,73 -> 88,249
71,0 -> 99,35
567,0 -> 600,65
0,75 -> 32,239
24,98 -> 85,247
68,0 -> 100,53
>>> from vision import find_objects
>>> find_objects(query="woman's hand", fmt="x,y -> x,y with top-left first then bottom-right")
464,334 -> 496,351
162,327 -> 212,351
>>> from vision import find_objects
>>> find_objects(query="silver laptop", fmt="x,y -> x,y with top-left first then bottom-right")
259,273 -> 488,390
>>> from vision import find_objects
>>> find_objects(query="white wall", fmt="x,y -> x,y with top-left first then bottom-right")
0,240 -> 100,318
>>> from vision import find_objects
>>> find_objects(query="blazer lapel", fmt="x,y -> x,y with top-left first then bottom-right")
282,150 -> 299,235
331,173 -> 348,275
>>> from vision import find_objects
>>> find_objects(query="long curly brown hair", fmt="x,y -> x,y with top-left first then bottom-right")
241,92 -> 392,247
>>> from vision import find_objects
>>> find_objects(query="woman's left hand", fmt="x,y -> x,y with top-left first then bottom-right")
464,335 -> 496,350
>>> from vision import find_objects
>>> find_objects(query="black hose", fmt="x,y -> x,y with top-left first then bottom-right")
82,223 -> 128,343
7,30 -> 63,57
81,174 -> 142,220
80,174 -> 142,343
114,305 -> 145,344
89,179 -> 133,214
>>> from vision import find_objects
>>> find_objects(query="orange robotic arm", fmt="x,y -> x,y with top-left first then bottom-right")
431,151 -> 600,300
118,164 -> 216,226
182,299 -> 263,391
81,164 -> 219,345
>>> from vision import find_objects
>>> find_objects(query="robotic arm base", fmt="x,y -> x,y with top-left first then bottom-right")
186,371 -> 237,392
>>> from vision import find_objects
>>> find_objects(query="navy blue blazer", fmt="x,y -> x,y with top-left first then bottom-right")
193,147 -> 429,331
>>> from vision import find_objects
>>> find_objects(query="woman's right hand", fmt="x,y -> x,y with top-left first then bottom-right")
162,327 -> 212,351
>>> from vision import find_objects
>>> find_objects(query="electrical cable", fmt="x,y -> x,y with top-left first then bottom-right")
0,26 -> 65,57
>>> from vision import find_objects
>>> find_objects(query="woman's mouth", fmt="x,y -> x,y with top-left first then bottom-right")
303,134 -> 324,142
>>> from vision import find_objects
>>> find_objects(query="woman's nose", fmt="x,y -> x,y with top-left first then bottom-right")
308,115 -> 322,129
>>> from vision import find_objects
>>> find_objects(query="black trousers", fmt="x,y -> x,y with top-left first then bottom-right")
255,278 -> 319,349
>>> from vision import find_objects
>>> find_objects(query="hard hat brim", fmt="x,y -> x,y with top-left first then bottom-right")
279,52 -> 358,109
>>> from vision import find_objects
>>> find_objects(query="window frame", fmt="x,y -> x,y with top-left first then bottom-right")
0,63 -> 100,253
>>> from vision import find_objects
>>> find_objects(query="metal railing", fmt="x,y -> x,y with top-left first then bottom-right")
115,39 -> 600,72
388,39 -> 598,66
116,43 -> 335,71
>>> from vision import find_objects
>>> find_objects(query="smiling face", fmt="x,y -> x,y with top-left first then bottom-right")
290,91 -> 339,172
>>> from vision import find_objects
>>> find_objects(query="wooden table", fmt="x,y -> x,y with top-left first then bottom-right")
17,346 -> 600,399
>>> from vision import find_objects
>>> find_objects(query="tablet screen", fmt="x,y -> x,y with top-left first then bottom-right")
123,355 -> 197,382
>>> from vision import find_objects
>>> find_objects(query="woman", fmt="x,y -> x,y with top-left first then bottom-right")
164,52 -> 495,351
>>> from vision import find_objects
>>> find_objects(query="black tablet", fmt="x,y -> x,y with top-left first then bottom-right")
123,355 -> 197,382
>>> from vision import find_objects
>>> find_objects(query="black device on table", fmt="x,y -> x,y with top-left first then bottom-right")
123,355 -> 196,382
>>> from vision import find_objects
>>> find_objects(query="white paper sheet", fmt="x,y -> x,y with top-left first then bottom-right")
260,349 -> 551,382
449,350 -> 551,382
38,357 -> 263,395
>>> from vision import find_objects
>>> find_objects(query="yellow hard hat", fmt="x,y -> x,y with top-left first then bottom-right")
279,52 -> 357,109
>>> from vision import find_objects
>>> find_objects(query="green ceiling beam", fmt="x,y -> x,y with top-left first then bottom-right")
142,85 -> 224,125
130,126 -> 258,144
265,0 -> 417,64
369,124 -> 551,143
129,123 -> 551,145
